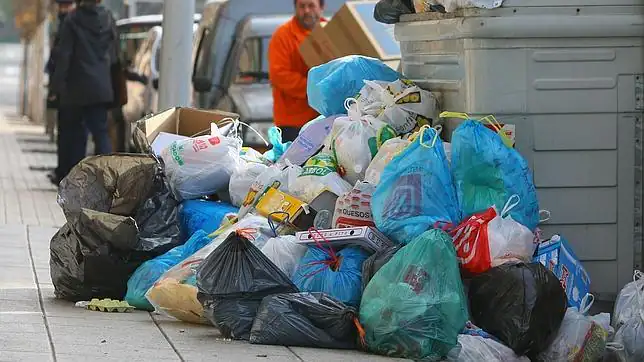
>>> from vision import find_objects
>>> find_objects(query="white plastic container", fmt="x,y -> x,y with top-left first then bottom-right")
395,2 -> 644,300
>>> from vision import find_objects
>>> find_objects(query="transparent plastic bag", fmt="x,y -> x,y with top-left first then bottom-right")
260,235 -> 308,278
359,229 -> 468,360
612,271 -> 644,361
447,335 -> 530,361
229,161 -> 268,207
330,101 -> 384,185
237,163 -> 302,219
290,154 -> 352,203
538,294 -> 609,362
125,230 -> 212,311
161,135 -> 242,200
358,79 -> 439,135
364,137 -> 411,185
145,215 -> 273,324
332,181 -> 376,228
613,271 -> 644,329
372,126 -> 461,244
451,116 -> 539,230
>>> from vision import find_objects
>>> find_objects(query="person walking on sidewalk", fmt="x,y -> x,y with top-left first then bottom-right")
46,0 -> 76,185
268,0 -> 325,142
49,0 -> 118,184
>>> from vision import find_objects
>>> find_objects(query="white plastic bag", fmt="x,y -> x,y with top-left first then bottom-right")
289,153 -> 352,203
364,137 -> 410,185
447,334 -> 530,361
332,181 -> 376,228
146,215 -> 273,324
161,135 -> 241,200
451,195 -> 536,274
357,79 -> 439,135
331,117 -> 378,185
539,294 -> 609,362
487,195 -> 537,266
612,271 -> 644,361
228,161 -> 268,207
260,235 -> 308,278
614,271 -> 644,328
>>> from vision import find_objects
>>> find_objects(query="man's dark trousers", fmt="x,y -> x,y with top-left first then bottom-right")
57,105 -> 112,180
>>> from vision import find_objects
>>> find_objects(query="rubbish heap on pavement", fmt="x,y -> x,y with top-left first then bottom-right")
49,53 -> 642,360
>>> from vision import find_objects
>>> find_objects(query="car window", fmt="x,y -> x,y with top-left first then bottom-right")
235,36 -> 270,84
119,25 -> 157,64
193,27 -> 212,78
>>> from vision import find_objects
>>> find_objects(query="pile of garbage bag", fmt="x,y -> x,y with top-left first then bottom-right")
51,155 -> 182,301
49,53 -> 632,361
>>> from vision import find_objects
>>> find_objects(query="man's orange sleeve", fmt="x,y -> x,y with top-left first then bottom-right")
268,31 -> 307,100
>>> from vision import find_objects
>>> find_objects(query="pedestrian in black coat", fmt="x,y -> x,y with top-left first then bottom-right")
49,0 -> 119,184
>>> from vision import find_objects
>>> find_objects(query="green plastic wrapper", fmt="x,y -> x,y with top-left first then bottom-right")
359,229 -> 468,360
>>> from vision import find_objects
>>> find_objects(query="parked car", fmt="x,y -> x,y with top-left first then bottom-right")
123,23 -> 200,124
113,14 -> 201,151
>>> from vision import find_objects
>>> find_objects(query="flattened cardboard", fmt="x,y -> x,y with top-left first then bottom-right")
299,23 -> 336,68
299,1 -> 400,69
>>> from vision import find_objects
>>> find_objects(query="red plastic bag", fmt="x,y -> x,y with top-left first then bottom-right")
449,208 -> 497,274
443,195 -> 536,274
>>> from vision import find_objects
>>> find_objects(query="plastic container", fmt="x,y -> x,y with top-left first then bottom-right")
395,1 -> 644,300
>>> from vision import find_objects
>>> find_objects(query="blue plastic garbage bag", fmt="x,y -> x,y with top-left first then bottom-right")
371,126 -> 461,244
451,120 -> 539,230
263,127 -> 292,163
125,230 -> 212,310
292,245 -> 369,307
307,55 -> 400,116
178,200 -> 238,237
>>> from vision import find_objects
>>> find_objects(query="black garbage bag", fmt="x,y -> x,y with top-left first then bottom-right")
468,262 -> 567,359
51,155 -> 184,301
196,231 -> 298,340
50,209 -> 150,301
58,154 -> 158,219
361,245 -> 401,291
134,169 -> 182,254
249,292 -> 358,349
374,0 -> 414,24
58,154 -> 183,253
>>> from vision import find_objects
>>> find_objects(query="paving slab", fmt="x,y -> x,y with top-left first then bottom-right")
0,351 -> 54,362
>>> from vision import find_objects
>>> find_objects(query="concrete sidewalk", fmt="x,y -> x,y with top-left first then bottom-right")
0,112 -> 406,362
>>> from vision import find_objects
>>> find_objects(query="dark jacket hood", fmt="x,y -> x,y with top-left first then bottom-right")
68,4 -> 114,48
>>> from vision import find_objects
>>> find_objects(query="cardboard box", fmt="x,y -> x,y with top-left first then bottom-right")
134,107 -> 239,151
295,226 -> 393,254
299,1 -> 400,68
533,234 -> 591,309
299,22 -> 336,69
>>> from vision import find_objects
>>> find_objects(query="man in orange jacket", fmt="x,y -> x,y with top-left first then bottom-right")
268,0 -> 325,142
